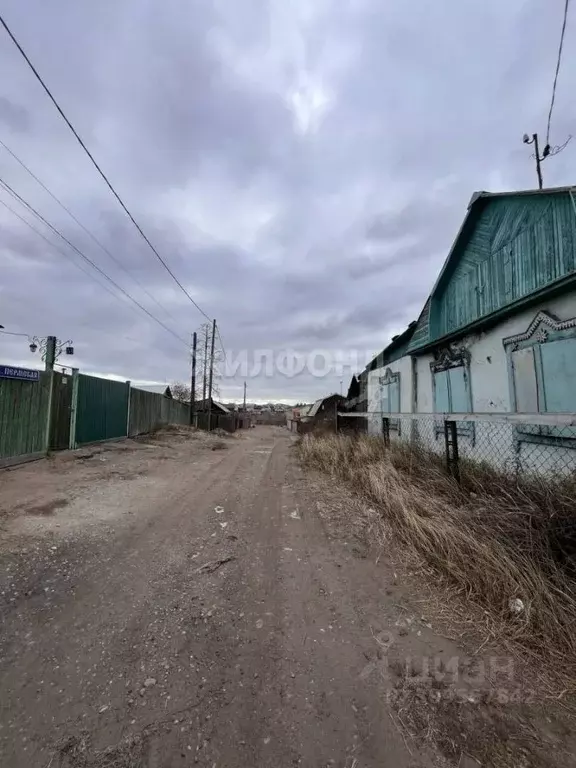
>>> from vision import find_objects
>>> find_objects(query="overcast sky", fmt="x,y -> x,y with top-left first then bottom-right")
0,0 -> 574,403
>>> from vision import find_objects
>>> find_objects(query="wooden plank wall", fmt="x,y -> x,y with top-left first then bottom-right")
0,373 -> 51,466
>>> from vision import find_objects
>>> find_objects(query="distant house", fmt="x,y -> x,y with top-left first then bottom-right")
134,384 -> 173,398
298,394 -> 346,433
194,398 -> 230,415
363,186 -> 576,473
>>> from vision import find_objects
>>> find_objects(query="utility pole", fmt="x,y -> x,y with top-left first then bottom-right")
189,331 -> 197,427
523,133 -> 549,190
243,381 -> 247,411
45,335 -> 57,371
202,324 -> 209,405
207,318 -> 216,431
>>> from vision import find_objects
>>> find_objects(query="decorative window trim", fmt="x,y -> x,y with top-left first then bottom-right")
378,367 -> 400,387
430,346 -> 474,442
379,368 -> 401,433
503,310 -> 576,450
503,310 -> 576,351
429,344 -> 471,374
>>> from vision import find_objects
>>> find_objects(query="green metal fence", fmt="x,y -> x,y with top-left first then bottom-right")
74,374 -> 130,446
0,373 -> 51,467
0,371 -> 213,467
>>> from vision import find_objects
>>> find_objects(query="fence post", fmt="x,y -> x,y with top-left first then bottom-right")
382,416 -> 390,447
444,419 -> 460,483
125,380 -> 131,437
69,369 -> 79,449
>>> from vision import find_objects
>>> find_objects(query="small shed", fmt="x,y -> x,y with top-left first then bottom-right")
298,394 -> 346,433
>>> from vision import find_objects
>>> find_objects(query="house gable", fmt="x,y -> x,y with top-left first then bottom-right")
409,188 -> 576,353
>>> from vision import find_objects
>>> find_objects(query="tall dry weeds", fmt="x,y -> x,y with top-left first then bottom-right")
299,433 -> 576,670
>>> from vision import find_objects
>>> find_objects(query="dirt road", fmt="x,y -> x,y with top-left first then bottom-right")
0,427 -> 461,766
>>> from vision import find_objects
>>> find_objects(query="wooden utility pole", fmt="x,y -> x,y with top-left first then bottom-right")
202,325 -> 208,405
523,133 -> 548,190
207,319 -> 216,431
189,331 -> 197,426
44,335 -> 57,371
243,381 -> 247,411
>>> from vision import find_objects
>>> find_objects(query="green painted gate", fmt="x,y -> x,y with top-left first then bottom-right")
50,372 -> 73,450
75,374 -> 129,446
0,373 -> 51,466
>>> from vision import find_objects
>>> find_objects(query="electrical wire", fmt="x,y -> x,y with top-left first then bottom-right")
0,13 -> 212,323
0,329 -> 30,337
0,184 -> 189,348
215,322 -> 228,365
546,0 -> 571,146
0,137 -> 177,322
0,195 -> 128,307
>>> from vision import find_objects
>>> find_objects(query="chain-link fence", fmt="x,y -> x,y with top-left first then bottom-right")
336,412 -> 576,479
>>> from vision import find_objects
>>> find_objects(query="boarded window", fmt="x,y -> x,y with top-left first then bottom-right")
510,336 -> 576,444
448,367 -> 469,412
380,372 -> 401,431
511,347 -> 539,411
433,370 -> 450,412
433,366 -> 470,413
540,338 -> 576,412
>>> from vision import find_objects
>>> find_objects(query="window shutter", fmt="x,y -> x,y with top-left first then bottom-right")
389,379 -> 400,414
540,338 -> 576,412
448,366 -> 469,413
511,347 -> 538,412
434,370 -> 450,412
381,382 -> 391,413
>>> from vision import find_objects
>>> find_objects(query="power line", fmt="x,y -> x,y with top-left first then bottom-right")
0,329 -> 30,337
215,322 -> 228,365
0,137 -> 177,322
0,13 -> 212,323
546,0 -> 571,146
0,195 -> 128,307
0,181 -> 189,348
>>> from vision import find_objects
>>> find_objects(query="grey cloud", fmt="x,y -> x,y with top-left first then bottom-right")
0,97 -> 30,133
1,0 -> 576,403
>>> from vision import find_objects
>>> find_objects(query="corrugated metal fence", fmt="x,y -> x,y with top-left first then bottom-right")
0,372 -> 224,468
75,374 -> 130,446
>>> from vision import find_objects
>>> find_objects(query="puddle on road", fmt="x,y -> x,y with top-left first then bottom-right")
24,498 -> 69,517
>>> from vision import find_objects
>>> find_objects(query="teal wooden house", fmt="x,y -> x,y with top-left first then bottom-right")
362,186 -> 576,473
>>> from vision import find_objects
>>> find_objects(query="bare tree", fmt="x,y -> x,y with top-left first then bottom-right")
171,381 -> 191,403
193,322 -> 223,403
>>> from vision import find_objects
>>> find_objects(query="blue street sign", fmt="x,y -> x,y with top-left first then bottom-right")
0,365 -> 40,381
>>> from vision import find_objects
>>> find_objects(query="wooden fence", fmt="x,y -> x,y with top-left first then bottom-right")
0,373 -> 204,468
0,373 -> 52,467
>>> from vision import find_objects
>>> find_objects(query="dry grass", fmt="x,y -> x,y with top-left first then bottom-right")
56,732 -> 143,767
298,433 -> 576,676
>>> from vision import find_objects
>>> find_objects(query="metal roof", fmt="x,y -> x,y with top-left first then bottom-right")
134,384 -> 172,397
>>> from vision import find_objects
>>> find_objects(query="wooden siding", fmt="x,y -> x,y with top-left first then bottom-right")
0,373 -> 50,465
406,298 -> 431,352
128,388 -> 164,436
406,191 -> 576,354
128,387 -> 190,436
432,194 -> 576,341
